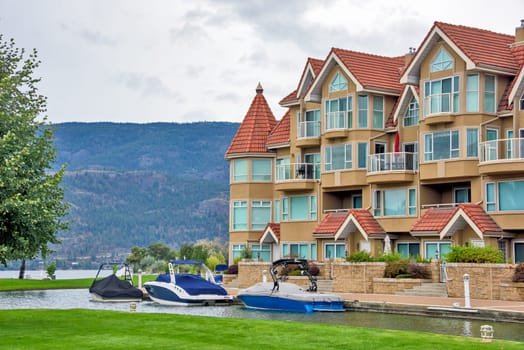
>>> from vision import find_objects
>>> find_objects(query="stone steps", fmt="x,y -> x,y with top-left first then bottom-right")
316,279 -> 334,293
395,282 -> 448,297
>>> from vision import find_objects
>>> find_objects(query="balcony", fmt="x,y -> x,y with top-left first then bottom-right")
423,93 -> 456,124
324,111 -> 350,139
296,120 -> 320,147
275,162 -> 318,192
478,138 -> 524,175
367,152 -> 418,184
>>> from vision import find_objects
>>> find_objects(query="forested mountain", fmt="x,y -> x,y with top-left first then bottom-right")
48,122 -> 239,266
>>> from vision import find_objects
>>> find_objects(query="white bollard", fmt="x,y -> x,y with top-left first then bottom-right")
463,273 -> 471,308
138,269 -> 143,289
262,270 -> 267,283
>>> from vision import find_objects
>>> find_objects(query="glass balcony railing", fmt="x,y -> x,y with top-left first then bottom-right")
423,93 -> 458,116
367,152 -> 418,173
325,111 -> 350,130
297,121 -> 320,138
275,162 -> 319,182
479,138 -> 524,162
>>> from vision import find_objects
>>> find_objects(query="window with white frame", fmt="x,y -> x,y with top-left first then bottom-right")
357,142 -> 368,169
466,128 -> 478,157
274,199 -> 280,223
275,157 -> 290,181
232,159 -> 248,182
485,182 -> 496,212
304,153 -> 320,179
397,242 -> 420,258
251,200 -> 271,230
454,187 -> 470,204
373,96 -> 384,129
282,197 -> 289,221
325,242 -> 346,259
281,195 -> 317,221
232,201 -> 247,230
299,109 -> 320,138
252,159 -> 272,181
329,72 -> 348,92
374,188 -> 416,217
232,244 -> 246,262
425,241 -> 452,259
310,243 -> 317,261
325,144 -> 352,171
404,97 -> 419,127
424,130 -> 459,161
484,75 -> 495,113
431,48 -> 453,72
325,97 -> 352,130
282,243 -> 309,259
485,180 -> 524,212
251,244 -> 271,261
424,76 -> 460,115
466,74 -> 479,112
358,95 -> 368,128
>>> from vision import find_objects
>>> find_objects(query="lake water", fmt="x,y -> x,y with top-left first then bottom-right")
0,288 -> 523,342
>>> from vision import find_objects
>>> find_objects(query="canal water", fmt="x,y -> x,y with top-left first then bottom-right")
0,288 -> 523,342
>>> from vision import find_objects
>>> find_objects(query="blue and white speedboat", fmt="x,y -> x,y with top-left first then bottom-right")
144,260 -> 233,306
236,259 -> 345,313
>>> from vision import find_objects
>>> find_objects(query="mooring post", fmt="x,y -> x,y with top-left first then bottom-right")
463,273 -> 471,308
138,269 -> 143,289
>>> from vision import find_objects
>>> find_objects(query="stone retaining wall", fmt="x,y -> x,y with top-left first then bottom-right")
372,278 -> 427,294
331,262 -> 386,293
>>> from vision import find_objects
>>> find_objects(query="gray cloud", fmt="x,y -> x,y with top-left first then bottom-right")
116,72 -> 177,99
169,22 -> 210,45
78,29 -> 118,46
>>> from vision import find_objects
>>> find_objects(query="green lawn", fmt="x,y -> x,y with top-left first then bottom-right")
0,275 -> 158,291
0,309 -> 520,350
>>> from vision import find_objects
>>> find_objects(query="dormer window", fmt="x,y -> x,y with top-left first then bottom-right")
403,97 -> 419,127
431,48 -> 453,72
329,72 -> 348,92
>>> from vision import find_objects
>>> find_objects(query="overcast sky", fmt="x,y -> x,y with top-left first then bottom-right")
1,0 -> 523,124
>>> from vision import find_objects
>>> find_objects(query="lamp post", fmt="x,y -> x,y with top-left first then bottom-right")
463,273 -> 471,308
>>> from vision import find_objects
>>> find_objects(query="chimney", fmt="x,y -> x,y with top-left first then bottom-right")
405,47 -> 416,65
515,19 -> 524,44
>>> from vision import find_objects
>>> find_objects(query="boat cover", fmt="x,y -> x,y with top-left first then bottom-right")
89,274 -> 143,299
155,273 -> 228,296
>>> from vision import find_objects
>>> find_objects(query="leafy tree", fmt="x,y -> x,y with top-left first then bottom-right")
147,242 -> 171,261
126,246 -> 147,268
0,36 -> 69,277
178,243 -> 193,261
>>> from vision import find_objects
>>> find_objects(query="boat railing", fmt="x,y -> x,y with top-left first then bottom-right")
269,258 -> 317,292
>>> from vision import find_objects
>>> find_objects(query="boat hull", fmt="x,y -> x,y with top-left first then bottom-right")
144,281 -> 233,306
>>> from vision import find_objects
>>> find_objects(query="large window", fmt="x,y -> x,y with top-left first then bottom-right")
372,96 -> 384,129
251,244 -> 271,261
282,243 -> 309,259
325,97 -> 352,129
357,142 -> 368,169
298,110 -> 321,138
397,242 -> 420,259
431,48 -> 453,72
329,72 -> 347,92
232,244 -> 246,261
252,159 -> 272,181
425,242 -> 452,259
484,75 -> 495,113
466,74 -> 479,112
325,144 -> 352,171
424,130 -> 459,161
358,95 -> 368,128
374,188 -> 416,217
325,243 -> 346,259
485,180 -> 524,212
466,128 -> 478,157
281,195 -> 316,221
424,76 -> 459,115
232,201 -> 247,230
304,153 -> 320,179
251,201 -> 271,230
232,159 -> 248,182
404,97 -> 419,127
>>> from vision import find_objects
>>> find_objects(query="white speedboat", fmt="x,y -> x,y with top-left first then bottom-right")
236,258 -> 345,313
144,260 -> 233,306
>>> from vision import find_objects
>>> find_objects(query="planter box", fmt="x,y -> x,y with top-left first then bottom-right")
499,282 -> 524,301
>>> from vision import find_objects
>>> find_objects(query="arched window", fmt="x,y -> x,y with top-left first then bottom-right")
431,48 -> 453,72
329,72 -> 347,92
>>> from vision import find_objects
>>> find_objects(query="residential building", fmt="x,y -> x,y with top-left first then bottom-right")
225,21 -> 524,265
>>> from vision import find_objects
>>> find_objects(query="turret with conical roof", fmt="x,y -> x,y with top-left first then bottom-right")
225,83 -> 277,158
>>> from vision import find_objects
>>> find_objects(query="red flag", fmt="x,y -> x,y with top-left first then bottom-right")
394,131 -> 400,153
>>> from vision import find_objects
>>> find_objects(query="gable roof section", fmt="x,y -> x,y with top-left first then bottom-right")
402,21 -> 518,84
259,223 -> 280,244
392,85 -> 420,125
312,210 -> 385,241
306,48 -> 404,102
410,204 -> 502,239
225,83 -> 277,157
267,110 -> 291,148
280,57 -> 324,107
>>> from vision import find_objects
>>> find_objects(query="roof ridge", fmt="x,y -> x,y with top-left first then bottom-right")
332,47 -> 403,60
435,21 -> 514,39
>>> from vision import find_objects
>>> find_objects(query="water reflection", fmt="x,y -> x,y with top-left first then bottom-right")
0,289 -> 522,342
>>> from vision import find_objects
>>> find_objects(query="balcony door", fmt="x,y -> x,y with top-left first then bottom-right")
486,128 -> 498,161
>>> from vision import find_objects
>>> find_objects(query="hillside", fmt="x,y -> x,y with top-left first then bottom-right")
48,122 -> 239,266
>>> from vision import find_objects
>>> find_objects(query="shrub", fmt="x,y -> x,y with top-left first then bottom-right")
376,252 -> 403,262
384,259 -> 409,278
46,263 -> 56,277
346,251 -> 375,262
444,245 -> 504,263
512,263 -> 524,282
308,265 -> 320,276
225,264 -> 238,275
407,264 -> 431,279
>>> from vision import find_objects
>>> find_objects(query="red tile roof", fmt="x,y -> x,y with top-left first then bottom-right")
259,223 -> 280,243
280,57 -> 324,105
225,83 -> 277,156
332,48 -> 405,92
313,209 -> 385,237
411,204 -> 502,235
435,22 -> 519,72
279,89 -> 298,105
309,57 -> 324,76
267,110 -> 290,147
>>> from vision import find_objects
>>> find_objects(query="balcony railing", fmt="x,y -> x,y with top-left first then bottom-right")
297,121 -> 320,138
368,152 -> 418,173
423,93 -> 457,116
325,111 -> 350,130
479,138 -> 524,162
276,162 -> 318,182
